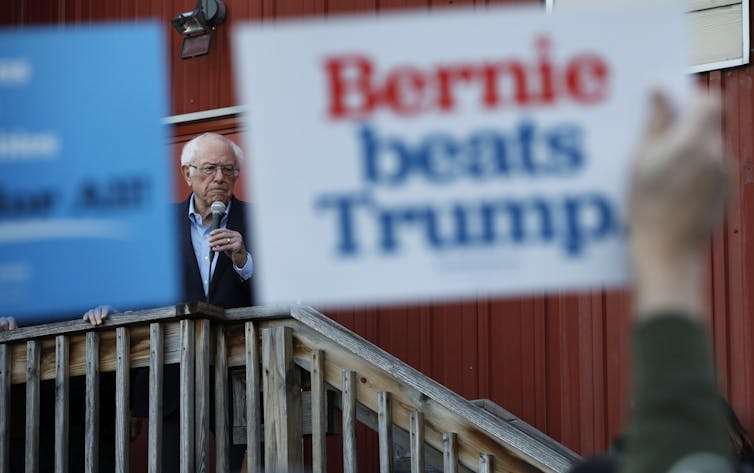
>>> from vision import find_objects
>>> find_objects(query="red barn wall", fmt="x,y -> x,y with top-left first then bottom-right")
3,0 -> 754,463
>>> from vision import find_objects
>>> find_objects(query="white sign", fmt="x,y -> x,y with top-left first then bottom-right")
234,5 -> 690,308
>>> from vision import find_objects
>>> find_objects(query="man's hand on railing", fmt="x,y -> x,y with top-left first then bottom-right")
82,305 -> 116,326
0,317 -> 17,331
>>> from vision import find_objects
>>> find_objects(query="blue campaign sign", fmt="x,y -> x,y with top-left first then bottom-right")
0,23 -> 178,323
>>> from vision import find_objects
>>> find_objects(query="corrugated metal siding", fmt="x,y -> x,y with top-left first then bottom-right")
0,0 -> 532,115
327,292 -> 632,455
712,65 -> 754,434
3,0 -> 754,463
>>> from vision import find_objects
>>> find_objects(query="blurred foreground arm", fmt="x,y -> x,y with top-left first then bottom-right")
621,91 -> 732,473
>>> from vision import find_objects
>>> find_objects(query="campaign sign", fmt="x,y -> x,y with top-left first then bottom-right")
0,23 -> 178,322
234,5 -> 690,307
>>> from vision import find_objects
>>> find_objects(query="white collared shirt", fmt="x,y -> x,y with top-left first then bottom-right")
187,195 -> 253,296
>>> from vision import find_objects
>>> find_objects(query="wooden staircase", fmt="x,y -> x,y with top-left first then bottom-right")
0,303 -> 581,473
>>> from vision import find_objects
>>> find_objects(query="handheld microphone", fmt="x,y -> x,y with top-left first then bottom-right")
209,200 -> 226,262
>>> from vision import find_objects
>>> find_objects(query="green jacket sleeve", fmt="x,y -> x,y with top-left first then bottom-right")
620,314 -> 733,473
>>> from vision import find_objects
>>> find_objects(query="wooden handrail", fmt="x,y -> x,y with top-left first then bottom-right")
0,304 -> 580,473
284,305 -> 580,473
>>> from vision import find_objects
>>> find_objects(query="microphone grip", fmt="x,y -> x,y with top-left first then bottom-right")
209,212 -> 223,262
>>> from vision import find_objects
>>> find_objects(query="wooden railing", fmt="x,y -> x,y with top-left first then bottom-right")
0,303 -> 581,473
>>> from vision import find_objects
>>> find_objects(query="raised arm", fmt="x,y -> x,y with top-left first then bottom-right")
621,90 -> 733,473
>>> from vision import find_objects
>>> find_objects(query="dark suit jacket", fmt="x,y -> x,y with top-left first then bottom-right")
178,195 -> 255,308
133,195 -> 254,418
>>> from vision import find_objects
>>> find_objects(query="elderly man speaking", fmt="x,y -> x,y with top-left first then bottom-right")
146,131 -> 254,472
177,132 -> 254,308
84,131 -> 254,324
83,132 -> 254,473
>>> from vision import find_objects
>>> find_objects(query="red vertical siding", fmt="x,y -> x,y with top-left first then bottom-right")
4,0 -> 754,464
380,0 -> 429,10
719,63 -> 754,433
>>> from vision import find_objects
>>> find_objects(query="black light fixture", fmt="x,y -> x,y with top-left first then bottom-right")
172,0 -> 226,59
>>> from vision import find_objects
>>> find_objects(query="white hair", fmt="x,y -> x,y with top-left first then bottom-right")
180,132 -> 244,172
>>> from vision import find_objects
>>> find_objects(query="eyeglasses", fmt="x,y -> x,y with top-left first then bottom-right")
189,164 -> 239,177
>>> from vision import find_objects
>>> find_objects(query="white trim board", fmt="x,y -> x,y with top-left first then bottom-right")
162,105 -> 246,125
545,0 -> 750,73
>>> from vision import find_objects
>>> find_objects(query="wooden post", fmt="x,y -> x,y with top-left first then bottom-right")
245,322 -> 261,473
311,350 -> 327,473
378,392 -> 393,473
149,323 -> 164,473
0,344 -> 9,473
410,411 -> 424,473
342,370 -> 357,473
26,341 -> 40,473
55,336 -> 70,473
85,332 -> 99,473
115,327 -> 130,473
262,326 -> 303,469
180,319 -> 195,473
442,433 -> 457,473
214,325 -> 228,473
195,319 -> 210,473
